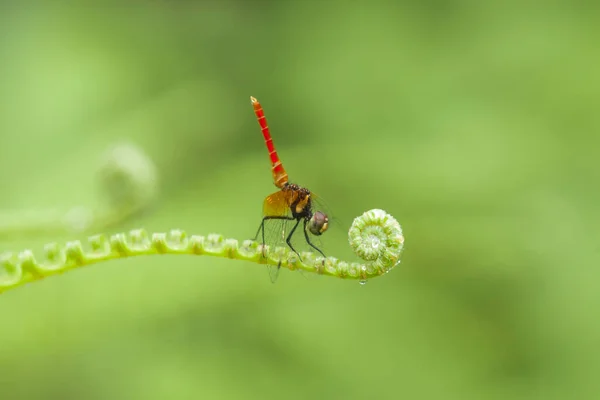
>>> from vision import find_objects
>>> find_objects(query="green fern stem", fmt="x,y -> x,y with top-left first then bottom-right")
0,209 -> 404,294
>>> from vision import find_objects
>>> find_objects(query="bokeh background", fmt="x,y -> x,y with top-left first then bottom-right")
0,1 -> 598,399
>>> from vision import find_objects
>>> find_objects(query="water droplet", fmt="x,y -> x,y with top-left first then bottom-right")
359,280 -> 367,286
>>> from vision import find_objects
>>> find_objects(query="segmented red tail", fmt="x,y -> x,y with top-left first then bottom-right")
250,96 -> 288,188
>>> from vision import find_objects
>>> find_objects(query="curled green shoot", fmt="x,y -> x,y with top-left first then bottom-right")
0,209 -> 404,294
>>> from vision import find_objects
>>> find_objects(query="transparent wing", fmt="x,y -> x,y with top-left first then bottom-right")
311,192 -> 344,232
256,190 -> 293,283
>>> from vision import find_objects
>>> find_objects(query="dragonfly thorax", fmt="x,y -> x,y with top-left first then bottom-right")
282,183 -> 311,217
281,183 -> 329,236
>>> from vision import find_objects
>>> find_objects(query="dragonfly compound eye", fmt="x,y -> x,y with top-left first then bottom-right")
309,211 -> 329,236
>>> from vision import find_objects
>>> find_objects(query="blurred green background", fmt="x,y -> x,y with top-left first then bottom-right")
1,1 -> 598,399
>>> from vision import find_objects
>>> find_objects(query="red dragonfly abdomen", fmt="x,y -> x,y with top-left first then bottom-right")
251,96 -> 289,188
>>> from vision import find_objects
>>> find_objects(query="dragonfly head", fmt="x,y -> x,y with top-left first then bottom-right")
308,211 -> 329,236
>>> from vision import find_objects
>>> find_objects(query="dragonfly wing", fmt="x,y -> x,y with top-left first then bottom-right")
259,190 -> 293,282
261,190 -> 292,247
263,190 -> 290,217
311,192 -> 342,230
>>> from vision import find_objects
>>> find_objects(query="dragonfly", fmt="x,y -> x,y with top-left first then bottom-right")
250,96 -> 329,279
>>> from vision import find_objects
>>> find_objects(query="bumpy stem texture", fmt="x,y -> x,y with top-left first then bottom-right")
0,209 -> 404,294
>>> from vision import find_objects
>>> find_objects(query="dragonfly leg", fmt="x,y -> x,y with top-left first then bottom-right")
303,219 -> 326,258
252,217 -> 267,257
253,220 -> 263,242
285,219 -> 303,261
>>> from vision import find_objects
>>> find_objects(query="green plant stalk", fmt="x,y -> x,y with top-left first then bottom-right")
0,209 -> 404,294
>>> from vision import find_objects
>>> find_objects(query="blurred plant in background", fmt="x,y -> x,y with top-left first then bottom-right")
0,142 -> 158,240
0,1 -> 598,400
